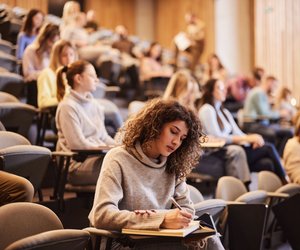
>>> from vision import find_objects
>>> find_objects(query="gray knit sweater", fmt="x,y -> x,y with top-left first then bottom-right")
89,142 -> 194,231
56,90 -> 115,152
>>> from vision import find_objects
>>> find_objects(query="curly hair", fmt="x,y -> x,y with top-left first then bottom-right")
121,98 -> 205,179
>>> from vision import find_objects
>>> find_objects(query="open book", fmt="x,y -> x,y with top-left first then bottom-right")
174,32 -> 192,51
122,221 -> 214,237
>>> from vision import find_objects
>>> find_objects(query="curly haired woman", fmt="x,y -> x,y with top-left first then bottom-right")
89,98 -> 224,249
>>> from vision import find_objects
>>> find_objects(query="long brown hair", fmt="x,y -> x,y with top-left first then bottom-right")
21,9 -> 44,36
200,78 -> 229,131
35,23 -> 59,56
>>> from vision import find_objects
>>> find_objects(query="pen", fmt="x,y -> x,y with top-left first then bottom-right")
170,197 -> 182,210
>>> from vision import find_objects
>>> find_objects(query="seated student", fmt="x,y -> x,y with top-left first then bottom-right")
198,78 -> 287,183
0,171 -> 34,206
61,12 -> 89,49
55,60 -> 116,185
139,42 -> 173,82
89,98 -> 224,250
163,70 -> 250,183
16,8 -> 44,60
22,23 -> 60,82
243,75 -> 293,156
22,23 -> 60,107
202,54 -> 228,84
37,40 -> 77,108
283,111 -> 300,184
274,87 -> 297,123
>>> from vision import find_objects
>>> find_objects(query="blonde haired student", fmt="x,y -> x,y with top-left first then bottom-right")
37,40 -> 77,108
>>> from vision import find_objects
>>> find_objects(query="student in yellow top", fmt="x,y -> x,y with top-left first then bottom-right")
37,40 -> 77,108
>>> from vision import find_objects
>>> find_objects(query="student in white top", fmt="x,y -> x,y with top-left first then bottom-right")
198,78 -> 287,184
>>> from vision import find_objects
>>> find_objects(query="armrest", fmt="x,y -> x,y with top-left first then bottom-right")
72,146 -> 114,154
201,136 -> 226,148
83,227 -> 120,238
105,86 -> 121,93
71,146 -> 114,162
267,192 -> 289,199
52,151 -> 76,157
226,201 -> 246,205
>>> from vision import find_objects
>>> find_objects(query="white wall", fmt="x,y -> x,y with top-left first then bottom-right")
135,0 -> 154,41
215,0 -> 252,76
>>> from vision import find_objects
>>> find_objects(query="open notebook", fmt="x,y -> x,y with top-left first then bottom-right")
122,221 -> 214,237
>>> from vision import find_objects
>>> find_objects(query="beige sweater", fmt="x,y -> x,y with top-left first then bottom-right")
283,137 -> 300,184
89,142 -> 194,231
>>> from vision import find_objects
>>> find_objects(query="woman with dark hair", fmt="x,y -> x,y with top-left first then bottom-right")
202,54 -> 227,84
139,42 -> 172,82
55,60 -> 115,185
163,70 -> 251,183
198,78 -> 287,183
16,9 -> 44,60
89,98 -> 224,249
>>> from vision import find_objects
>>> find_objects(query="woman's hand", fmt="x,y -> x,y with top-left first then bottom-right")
160,209 -> 193,229
246,134 -> 264,149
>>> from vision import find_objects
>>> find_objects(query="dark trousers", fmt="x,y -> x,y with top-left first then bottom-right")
243,142 -> 286,178
243,122 -> 293,157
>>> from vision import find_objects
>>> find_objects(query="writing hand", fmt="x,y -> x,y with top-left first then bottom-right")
161,209 -> 192,229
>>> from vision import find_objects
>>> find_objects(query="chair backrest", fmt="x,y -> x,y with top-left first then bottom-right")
187,184 -> 204,203
0,91 -> 19,102
0,39 -> 14,54
258,171 -> 282,192
0,72 -> 24,99
0,131 -> 30,148
215,176 -> 248,201
216,176 -> 268,204
0,102 -> 37,139
0,51 -> 18,73
0,202 -> 63,250
4,229 -> 90,250
0,145 -> 51,192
